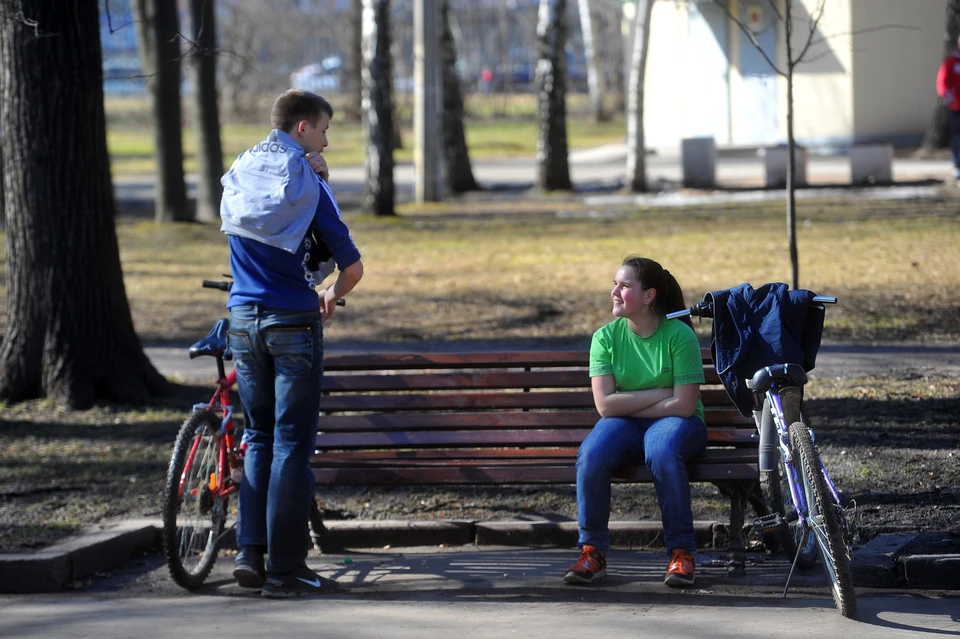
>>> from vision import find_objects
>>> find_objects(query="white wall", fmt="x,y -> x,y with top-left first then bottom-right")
629,0 -> 945,148
783,0 -> 855,144
850,0 -> 948,141
639,0 -> 690,149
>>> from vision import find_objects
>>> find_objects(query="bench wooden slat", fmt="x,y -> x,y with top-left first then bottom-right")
321,348 -> 716,371
323,351 -> 590,371
318,388 -> 733,413
322,370 -> 588,392
317,407 -> 750,433
312,462 -> 758,485
314,427 -> 758,450
322,369 -> 724,391
313,448 -> 755,463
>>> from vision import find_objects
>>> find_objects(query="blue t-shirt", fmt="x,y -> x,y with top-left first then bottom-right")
227,179 -> 360,311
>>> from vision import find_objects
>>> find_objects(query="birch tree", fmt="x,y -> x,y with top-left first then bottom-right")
343,0 -> 363,122
134,0 -> 189,222
188,0 -> 223,222
362,0 -> 396,216
439,0 -> 480,193
578,0 -> 609,122
625,0 -> 653,192
535,0 -> 572,191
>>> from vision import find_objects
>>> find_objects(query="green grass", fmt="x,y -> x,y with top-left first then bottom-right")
104,94 -> 627,176
1,195 -> 958,344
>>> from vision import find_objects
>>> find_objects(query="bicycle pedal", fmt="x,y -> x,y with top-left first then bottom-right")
753,513 -> 785,532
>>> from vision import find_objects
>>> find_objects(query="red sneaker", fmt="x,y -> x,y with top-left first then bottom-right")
563,545 -> 607,584
664,548 -> 696,587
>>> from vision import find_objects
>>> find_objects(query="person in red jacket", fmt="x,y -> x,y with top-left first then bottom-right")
936,36 -> 960,179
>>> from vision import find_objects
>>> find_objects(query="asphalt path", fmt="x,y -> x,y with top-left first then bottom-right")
2,547 -> 958,637
113,143 -> 956,206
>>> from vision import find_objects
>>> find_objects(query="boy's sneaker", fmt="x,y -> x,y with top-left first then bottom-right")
664,548 -> 696,587
563,545 -> 607,584
261,564 -> 341,598
233,546 -> 266,589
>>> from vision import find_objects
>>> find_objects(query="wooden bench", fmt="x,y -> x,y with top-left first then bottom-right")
313,348 -> 765,574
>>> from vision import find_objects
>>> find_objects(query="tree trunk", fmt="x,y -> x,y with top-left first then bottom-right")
0,0 -> 168,408
343,0 -> 363,122
919,0 -> 960,155
189,0 -> 223,223
625,0 -> 653,192
535,0 -> 572,192
362,0 -> 396,216
604,0 -> 626,114
134,0 -> 189,223
439,0 -> 480,193
785,3 -> 799,290
578,0 -> 608,122
0,138 -> 5,231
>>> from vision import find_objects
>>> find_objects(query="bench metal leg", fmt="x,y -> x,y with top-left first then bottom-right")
715,481 -> 748,577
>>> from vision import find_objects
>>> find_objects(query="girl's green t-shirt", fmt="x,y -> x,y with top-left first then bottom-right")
589,317 -> 705,422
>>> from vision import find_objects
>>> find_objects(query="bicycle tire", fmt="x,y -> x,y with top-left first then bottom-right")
759,387 -> 817,567
789,421 -> 858,618
162,410 -> 227,590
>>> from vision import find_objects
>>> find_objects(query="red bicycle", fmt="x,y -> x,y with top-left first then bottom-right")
162,279 -> 341,590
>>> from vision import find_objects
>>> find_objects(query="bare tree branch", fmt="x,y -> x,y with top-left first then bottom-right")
713,0 -> 785,77
104,0 -> 136,34
765,0 -> 783,23
806,23 -> 921,49
792,0 -> 826,65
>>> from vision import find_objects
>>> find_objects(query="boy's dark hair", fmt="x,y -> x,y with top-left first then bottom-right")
270,89 -> 334,133
621,255 -> 693,328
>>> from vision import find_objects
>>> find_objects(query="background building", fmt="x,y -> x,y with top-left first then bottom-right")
636,0 -> 947,149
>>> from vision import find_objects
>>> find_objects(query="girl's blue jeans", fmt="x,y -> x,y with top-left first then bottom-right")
576,414 -> 707,555
228,304 -> 323,574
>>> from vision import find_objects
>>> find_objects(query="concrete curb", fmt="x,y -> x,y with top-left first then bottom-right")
1,519 -> 957,593
0,520 -> 158,594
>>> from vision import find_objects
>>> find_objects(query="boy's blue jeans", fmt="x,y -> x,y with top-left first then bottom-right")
228,304 -> 323,574
576,415 -> 708,555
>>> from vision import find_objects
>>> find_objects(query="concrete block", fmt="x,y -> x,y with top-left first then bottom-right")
475,521 -> 577,547
324,520 -> 475,548
50,520 -> 160,581
850,532 -> 915,588
900,554 -> 960,589
0,551 -> 72,593
681,137 -> 716,188
850,143 -> 893,185
763,145 -> 807,187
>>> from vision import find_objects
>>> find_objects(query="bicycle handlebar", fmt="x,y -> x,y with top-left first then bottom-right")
202,280 -> 231,291
665,295 -> 836,320
202,280 -> 346,306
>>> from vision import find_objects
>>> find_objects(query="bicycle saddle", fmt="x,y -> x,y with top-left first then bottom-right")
746,363 -> 807,393
189,318 -> 231,360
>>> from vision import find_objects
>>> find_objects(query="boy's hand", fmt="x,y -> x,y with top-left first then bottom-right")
306,152 -> 329,181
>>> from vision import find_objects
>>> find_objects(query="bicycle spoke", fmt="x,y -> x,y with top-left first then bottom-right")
789,421 -> 857,618
162,411 -> 229,590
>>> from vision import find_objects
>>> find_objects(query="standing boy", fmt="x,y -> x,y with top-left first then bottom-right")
220,89 -> 363,597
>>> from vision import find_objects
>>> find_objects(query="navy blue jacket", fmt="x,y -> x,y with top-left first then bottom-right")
705,283 -> 825,417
